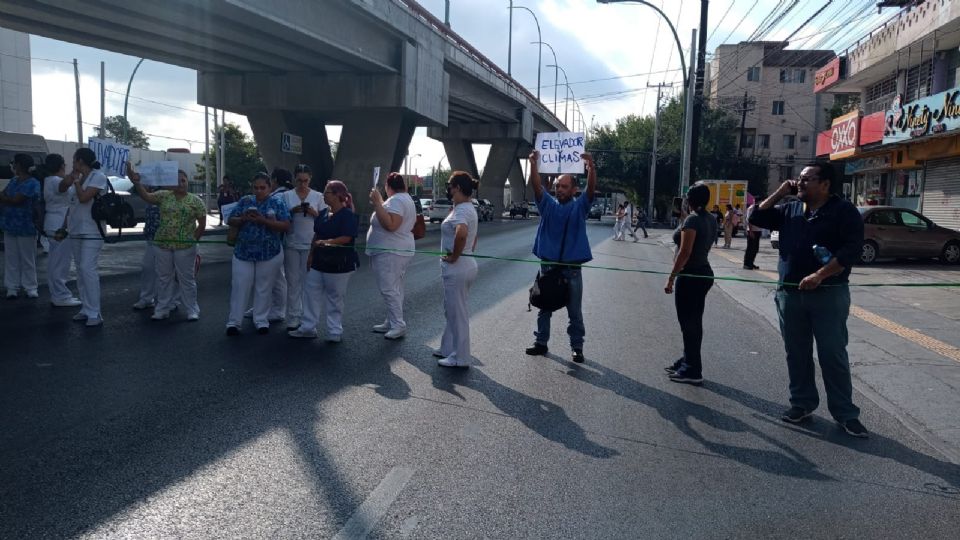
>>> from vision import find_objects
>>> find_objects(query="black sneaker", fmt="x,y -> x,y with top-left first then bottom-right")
525,343 -> 548,356
781,406 -> 813,424
668,367 -> 703,386
226,326 -> 240,336
665,358 -> 684,374
572,349 -> 585,363
839,419 -> 869,438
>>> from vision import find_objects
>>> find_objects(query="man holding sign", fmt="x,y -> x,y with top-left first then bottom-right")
525,146 -> 597,364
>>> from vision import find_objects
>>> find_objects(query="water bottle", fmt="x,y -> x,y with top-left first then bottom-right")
812,244 -> 832,265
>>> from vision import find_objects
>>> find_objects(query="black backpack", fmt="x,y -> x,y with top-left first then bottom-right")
91,178 -> 126,238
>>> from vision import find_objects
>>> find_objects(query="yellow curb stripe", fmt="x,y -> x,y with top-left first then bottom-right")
708,247 -> 960,364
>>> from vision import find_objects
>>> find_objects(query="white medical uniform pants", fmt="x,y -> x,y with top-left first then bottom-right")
155,246 -> 199,317
371,253 -> 413,331
72,238 -> 103,318
3,234 -> 38,295
228,252 -> 283,329
439,258 -> 478,361
137,240 -> 158,304
46,235 -> 75,302
283,247 -> 310,322
270,264 -> 287,320
299,269 -> 353,337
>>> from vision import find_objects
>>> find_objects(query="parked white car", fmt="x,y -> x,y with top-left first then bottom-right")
427,198 -> 453,222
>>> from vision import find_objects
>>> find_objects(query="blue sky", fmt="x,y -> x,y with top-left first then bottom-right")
25,0 -> 891,172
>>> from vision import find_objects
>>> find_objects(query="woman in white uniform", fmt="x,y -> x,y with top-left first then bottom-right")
367,171 -> 416,340
41,154 -> 81,306
435,171 -> 479,368
65,148 -> 108,326
282,164 -> 325,330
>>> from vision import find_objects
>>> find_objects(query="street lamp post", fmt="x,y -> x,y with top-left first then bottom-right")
547,64 -> 570,127
595,0 -> 687,89
122,57 -> 145,143
508,4 -> 542,99
531,41 -> 558,115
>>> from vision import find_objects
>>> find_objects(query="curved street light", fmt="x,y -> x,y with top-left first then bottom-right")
122,58 -> 145,144
547,63 -> 570,128
508,4 -> 542,100
531,41 -> 558,115
596,0 -> 688,89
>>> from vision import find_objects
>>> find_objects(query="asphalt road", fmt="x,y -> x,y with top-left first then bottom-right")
2,219 -> 959,539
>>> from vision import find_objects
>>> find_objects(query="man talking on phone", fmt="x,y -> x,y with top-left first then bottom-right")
749,162 -> 868,438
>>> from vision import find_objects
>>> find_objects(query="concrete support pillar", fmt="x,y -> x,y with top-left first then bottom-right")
246,110 -> 334,191
331,110 -> 417,217
479,140 -> 521,218
441,139 -> 479,179
509,159 -> 526,210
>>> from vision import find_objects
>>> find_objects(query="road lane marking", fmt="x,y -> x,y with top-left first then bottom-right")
709,248 -> 960,364
332,466 -> 415,540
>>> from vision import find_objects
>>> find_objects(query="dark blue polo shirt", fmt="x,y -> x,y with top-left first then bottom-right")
532,191 -> 594,263
749,196 -> 863,288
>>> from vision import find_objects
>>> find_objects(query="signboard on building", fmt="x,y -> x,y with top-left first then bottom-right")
844,153 -> 892,175
830,111 -> 860,160
884,88 -> 960,144
859,111 -> 885,145
816,130 -> 832,157
814,56 -> 842,93
281,132 -> 302,154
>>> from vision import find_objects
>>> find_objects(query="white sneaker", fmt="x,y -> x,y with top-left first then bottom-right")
72,312 -> 88,322
187,313 -> 200,322
288,328 -> 318,339
85,316 -> 104,327
437,355 -> 468,368
372,321 -> 390,333
151,311 -> 170,320
384,327 -> 406,340
26,290 -> 39,299
285,317 -> 301,330
52,298 -> 82,307
132,299 -> 155,310
325,334 -> 342,343
5,291 -> 18,299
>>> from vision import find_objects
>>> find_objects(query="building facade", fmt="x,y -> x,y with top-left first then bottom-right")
708,41 -> 836,194
816,0 -> 960,230
0,28 -> 32,134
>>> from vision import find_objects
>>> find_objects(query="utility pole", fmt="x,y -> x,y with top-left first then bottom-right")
99,62 -> 105,137
444,0 -> 451,27
680,28 -> 697,195
736,92 -> 755,158
204,106 -> 211,212
73,59 -> 83,144
648,82 -> 669,221
689,0 -> 710,183
219,110 -> 226,184
507,0 -> 513,76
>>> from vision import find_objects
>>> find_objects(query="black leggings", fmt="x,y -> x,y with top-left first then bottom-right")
674,266 -> 714,373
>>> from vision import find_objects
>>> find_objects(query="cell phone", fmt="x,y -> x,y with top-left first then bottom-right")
788,181 -> 799,196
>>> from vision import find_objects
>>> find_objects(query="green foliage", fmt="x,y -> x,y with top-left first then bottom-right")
587,96 -> 769,219
94,116 -> 149,149
195,123 -> 265,195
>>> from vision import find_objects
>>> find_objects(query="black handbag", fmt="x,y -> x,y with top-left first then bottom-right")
529,212 -> 571,312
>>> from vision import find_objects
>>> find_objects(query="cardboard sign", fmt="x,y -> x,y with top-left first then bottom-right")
88,138 -> 131,177
138,160 -> 180,187
221,201 -> 239,220
534,131 -> 585,175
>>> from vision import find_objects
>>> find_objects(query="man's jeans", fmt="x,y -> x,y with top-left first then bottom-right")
534,266 -> 584,349
775,286 -> 860,422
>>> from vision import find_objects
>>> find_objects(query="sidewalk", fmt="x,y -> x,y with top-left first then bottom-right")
663,233 -> 960,463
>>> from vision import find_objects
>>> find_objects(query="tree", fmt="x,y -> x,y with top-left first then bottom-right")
195,123 -> 266,195
94,115 -> 149,148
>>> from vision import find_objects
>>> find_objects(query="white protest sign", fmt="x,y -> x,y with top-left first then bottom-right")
138,161 -> 180,187
220,201 -> 239,220
88,138 -> 132,177
534,131 -> 585,175
372,166 -> 381,189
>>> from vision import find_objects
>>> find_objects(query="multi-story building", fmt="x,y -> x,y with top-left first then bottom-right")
816,0 -> 960,230
708,41 -> 836,194
0,27 -> 32,134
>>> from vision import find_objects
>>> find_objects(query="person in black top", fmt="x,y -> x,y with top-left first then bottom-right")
664,182 -> 717,385
749,161 -> 868,438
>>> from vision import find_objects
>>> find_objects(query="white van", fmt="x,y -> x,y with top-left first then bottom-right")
0,130 -> 48,192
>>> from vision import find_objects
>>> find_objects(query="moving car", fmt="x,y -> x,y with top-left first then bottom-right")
427,198 -> 453,222
859,206 -> 960,264
527,202 -> 540,216
508,203 -> 528,219
588,204 -> 603,220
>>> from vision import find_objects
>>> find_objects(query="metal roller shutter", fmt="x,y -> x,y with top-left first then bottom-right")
921,157 -> 960,231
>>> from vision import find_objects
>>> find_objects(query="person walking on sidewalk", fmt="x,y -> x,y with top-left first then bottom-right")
749,161 -> 869,438
613,202 -> 625,241
742,203 -> 762,270
633,206 -> 648,240
722,204 -> 736,248
663,182 -> 717,385
524,150 -> 597,364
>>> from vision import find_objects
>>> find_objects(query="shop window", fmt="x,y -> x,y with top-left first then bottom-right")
772,101 -> 785,115
794,69 -> 806,83
747,67 -> 760,81
783,134 -> 796,149
740,131 -> 755,149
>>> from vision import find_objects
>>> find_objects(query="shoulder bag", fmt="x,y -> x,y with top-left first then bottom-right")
529,213 -> 571,312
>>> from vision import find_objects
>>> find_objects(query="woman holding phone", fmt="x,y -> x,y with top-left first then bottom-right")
281,164 -> 325,330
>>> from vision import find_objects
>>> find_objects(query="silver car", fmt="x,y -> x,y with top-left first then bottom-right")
427,198 -> 453,223
859,206 -> 960,264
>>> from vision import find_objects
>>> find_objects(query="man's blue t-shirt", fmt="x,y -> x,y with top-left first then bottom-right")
532,191 -> 594,263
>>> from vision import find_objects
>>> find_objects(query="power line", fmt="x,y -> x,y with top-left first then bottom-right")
532,68 -> 684,90
104,88 -> 207,115
707,0 -> 736,45
0,51 -> 73,64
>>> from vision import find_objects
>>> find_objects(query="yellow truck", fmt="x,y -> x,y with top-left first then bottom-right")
699,179 -> 749,212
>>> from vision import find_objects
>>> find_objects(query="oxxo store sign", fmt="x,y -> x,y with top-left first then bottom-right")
817,111 -> 860,160
884,87 -> 960,144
